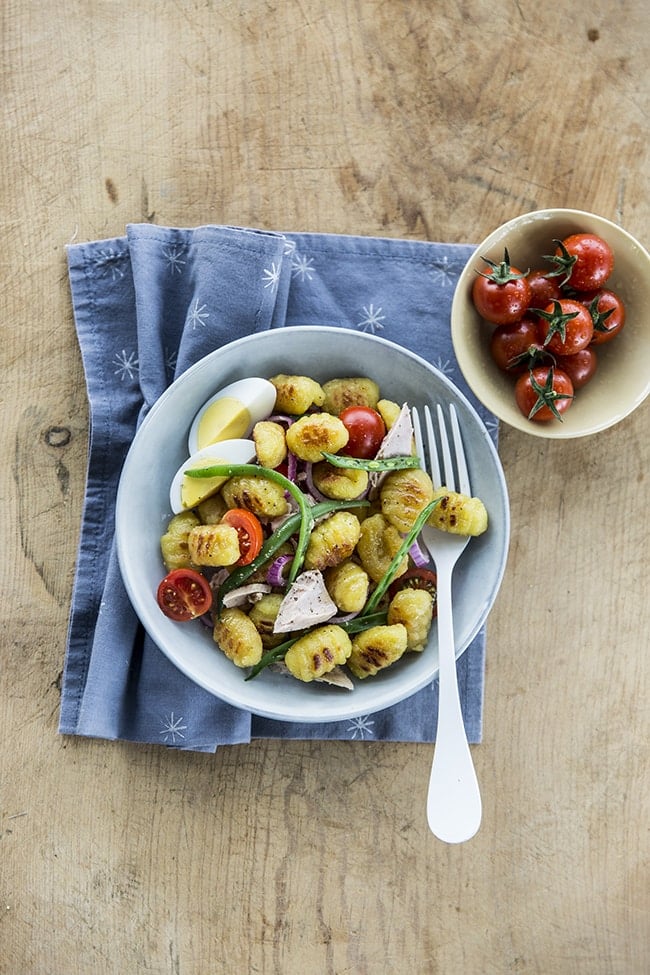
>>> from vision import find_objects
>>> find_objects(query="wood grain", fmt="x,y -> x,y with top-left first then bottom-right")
2,1 -> 649,972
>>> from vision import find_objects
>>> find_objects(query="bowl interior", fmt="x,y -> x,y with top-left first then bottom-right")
451,209 -> 650,438
116,327 -> 509,723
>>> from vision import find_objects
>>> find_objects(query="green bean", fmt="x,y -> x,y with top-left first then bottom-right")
361,498 -> 440,616
321,451 -> 420,471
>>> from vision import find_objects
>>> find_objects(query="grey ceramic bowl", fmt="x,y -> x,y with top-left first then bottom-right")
451,209 -> 650,438
116,327 -> 509,723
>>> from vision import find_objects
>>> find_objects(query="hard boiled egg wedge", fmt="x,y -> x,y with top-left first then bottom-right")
187,378 -> 277,455
169,439 -> 256,514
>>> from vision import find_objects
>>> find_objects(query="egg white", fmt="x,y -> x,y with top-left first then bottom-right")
187,377 -> 277,455
169,439 -> 257,514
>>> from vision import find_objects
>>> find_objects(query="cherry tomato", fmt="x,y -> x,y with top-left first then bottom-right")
536,299 -> 593,356
581,288 -> 626,345
388,567 -> 438,615
489,316 -> 545,374
472,248 -> 531,325
553,233 -> 614,291
221,508 -> 264,566
526,269 -> 562,310
514,366 -> 574,422
157,568 -> 213,622
339,405 -> 386,458
555,348 -> 598,389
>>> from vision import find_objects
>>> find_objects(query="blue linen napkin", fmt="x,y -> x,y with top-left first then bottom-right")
60,224 -> 496,751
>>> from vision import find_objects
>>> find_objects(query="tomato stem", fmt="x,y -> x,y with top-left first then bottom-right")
476,247 -> 529,284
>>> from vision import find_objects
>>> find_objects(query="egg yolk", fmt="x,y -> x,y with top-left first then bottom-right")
180,462 -> 229,509
196,397 -> 251,450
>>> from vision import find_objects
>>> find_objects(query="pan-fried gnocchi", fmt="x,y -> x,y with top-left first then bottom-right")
158,370 -> 490,689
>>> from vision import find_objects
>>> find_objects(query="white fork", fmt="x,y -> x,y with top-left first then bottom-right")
412,403 -> 482,844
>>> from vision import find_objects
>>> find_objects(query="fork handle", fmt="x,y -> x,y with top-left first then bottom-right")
427,570 -> 482,843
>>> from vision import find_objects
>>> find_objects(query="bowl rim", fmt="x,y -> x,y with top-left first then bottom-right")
116,325 -> 511,722
451,208 -> 650,439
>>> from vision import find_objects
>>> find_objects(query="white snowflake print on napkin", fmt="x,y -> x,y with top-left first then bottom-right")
160,712 -> 187,745
186,298 -> 209,330
112,349 -> 139,382
356,304 -> 385,334
347,715 -> 375,739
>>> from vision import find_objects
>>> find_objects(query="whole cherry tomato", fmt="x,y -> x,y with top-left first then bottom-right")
536,298 -> 594,356
551,233 -> 614,291
514,366 -> 574,422
581,288 -> 626,345
489,316 -> 545,374
472,248 -> 531,325
339,405 -> 386,458
526,269 -> 562,310
556,348 -> 598,389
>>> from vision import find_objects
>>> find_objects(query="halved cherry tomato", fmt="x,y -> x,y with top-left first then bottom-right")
389,567 -> 438,616
514,366 -> 574,422
339,405 -> 386,458
157,568 -> 213,622
472,248 -> 531,325
221,508 -> 264,566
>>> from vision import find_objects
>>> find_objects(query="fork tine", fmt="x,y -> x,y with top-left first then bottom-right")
423,405 -> 442,488
449,404 -> 470,495
412,406 -> 425,465
435,404 -> 455,491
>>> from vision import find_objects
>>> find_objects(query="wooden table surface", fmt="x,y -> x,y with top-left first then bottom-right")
2,2 -> 648,973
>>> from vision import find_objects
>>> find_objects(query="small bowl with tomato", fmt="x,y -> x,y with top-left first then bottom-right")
451,208 -> 650,438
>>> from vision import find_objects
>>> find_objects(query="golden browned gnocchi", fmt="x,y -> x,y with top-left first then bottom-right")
376,398 -> 402,428
310,461 -> 368,500
284,624 -> 352,682
380,467 -> 435,532
285,412 -> 349,463
269,374 -> 325,414
213,608 -> 264,668
356,512 -> 408,583
428,487 -> 488,536
253,420 -> 287,469
221,474 -> 290,518
347,624 -> 408,679
324,560 -> 369,613
321,377 -> 380,415
387,588 -> 434,651
248,594 -> 286,648
160,510 -> 200,570
304,511 -> 362,571
187,523 -> 241,566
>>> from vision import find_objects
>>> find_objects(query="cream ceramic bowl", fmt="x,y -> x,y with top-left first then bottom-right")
116,327 -> 510,723
451,209 -> 650,438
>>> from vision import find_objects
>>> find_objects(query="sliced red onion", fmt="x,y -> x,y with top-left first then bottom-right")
268,413 -> 295,426
286,449 -> 298,482
266,553 -> 293,587
303,462 -> 329,503
408,537 -> 429,568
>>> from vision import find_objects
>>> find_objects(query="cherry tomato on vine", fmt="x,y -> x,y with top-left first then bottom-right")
536,298 -> 594,356
221,508 -> 264,566
514,366 -> 574,422
471,248 -> 531,325
156,568 -> 213,621
581,288 -> 626,345
555,348 -> 598,390
339,405 -> 386,458
489,316 -> 545,374
550,233 -> 614,291
526,269 -> 562,309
